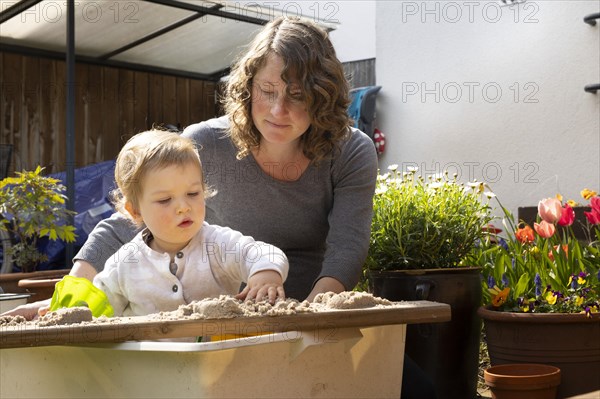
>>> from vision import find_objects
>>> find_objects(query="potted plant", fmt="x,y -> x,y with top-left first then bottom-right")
364,165 -> 494,399
476,189 -> 600,399
0,166 -> 76,300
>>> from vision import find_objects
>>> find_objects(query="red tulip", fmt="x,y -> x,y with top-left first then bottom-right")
534,220 -> 555,238
538,198 -> 562,224
590,196 -> 600,214
558,203 -> 575,227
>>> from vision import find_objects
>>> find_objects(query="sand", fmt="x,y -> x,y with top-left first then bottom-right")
312,291 -> 393,309
0,315 -> 27,327
0,307 -> 93,327
0,291 -> 396,327
37,306 -> 93,326
157,291 -> 392,321
171,295 -> 315,320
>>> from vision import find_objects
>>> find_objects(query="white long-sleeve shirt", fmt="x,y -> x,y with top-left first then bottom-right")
93,222 -> 288,317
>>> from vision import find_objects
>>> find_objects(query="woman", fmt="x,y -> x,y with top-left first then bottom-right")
7,15 -> 377,316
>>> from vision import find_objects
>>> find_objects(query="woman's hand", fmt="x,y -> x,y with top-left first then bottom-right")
235,270 -> 285,304
305,277 -> 345,302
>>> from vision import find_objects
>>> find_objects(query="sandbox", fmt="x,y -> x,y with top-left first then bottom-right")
1,293 -> 450,398
1,325 -> 405,398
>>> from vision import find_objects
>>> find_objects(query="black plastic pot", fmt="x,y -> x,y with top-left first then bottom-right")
371,267 -> 482,399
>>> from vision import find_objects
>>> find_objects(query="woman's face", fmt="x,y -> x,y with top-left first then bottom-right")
251,54 -> 312,147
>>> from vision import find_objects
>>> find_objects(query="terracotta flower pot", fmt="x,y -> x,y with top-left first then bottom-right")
0,269 -> 70,303
18,275 -> 65,302
484,363 -> 561,399
478,306 -> 600,398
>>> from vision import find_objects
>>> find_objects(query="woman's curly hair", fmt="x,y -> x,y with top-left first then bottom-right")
223,16 -> 352,162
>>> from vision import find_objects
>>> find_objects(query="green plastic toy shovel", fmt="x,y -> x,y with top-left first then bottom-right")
49,275 -> 114,317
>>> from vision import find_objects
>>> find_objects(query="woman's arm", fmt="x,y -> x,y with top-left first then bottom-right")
317,130 -> 378,295
74,212 -> 140,273
70,259 -> 99,281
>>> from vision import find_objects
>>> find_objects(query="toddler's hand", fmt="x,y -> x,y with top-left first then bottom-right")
235,270 -> 285,304
0,298 -> 51,320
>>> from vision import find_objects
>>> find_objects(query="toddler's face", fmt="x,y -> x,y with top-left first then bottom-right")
134,161 -> 205,254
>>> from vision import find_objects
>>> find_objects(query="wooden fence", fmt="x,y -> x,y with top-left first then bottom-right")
0,51 -> 218,175
343,58 -> 376,89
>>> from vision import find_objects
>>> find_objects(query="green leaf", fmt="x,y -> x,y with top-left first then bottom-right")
48,229 -> 58,240
514,273 -> 530,298
0,165 -> 77,270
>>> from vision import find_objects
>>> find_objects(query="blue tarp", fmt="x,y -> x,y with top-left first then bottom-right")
26,161 -> 116,271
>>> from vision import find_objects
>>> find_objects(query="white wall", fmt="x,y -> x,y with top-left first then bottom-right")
327,1 -> 376,62
230,1 -> 376,62
376,0 -> 600,217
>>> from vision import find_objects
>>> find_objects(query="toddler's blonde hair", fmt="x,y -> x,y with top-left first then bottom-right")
112,130 -> 207,222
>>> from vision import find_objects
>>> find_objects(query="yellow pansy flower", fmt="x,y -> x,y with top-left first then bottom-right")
575,296 -> 584,306
546,291 -> 557,305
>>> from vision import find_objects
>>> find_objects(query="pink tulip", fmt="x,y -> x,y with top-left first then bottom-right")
538,198 -> 562,224
558,203 -> 575,227
534,221 -> 556,238
585,209 -> 600,225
